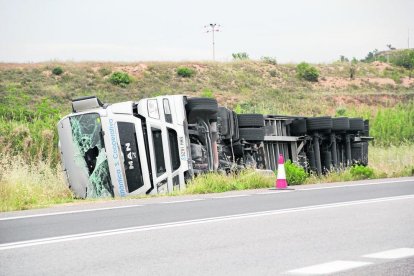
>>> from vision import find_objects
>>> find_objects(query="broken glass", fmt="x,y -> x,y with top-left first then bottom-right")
70,113 -> 113,198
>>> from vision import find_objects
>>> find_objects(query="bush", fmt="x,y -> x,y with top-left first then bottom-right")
98,67 -> 112,76
176,67 -> 195,78
390,49 -> 414,70
52,67 -> 63,76
350,165 -> 374,180
296,62 -> 319,82
335,107 -> 347,116
284,160 -> 308,185
201,88 -> 214,98
232,52 -> 249,60
269,70 -> 278,77
109,71 -> 132,87
261,56 -> 277,65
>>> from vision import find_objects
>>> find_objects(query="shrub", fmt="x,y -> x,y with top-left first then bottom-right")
390,49 -> 414,70
336,107 -> 347,116
176,67 -> 195,78
261,56 -> 277,65
339,55 -> 349,62
232,52 -> 249,60
283,160 -> 308,185
269,70 -> 278,77
109,71 -> 132,87
350,165 -> 374,180
296,62 -> 319,82
98,67 -> 112,76
52,67 -> 63,76
201,88 -> 214,98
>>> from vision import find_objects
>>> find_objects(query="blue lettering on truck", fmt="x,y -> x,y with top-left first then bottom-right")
109,119 -> 126,196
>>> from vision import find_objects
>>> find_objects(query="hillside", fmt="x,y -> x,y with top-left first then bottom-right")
1,61 -> 413,117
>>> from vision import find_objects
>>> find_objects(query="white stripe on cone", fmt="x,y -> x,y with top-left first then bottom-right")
276,154 -> 288,189
277,164 -> 286,179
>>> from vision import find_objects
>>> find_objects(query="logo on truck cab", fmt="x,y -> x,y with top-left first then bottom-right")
125,142 -> 137,170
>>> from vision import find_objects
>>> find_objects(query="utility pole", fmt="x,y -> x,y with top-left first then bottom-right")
408,27 -> 410,49
204,23 -> 220,60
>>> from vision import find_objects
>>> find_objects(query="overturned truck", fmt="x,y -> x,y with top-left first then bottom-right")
57,95 -> 372,198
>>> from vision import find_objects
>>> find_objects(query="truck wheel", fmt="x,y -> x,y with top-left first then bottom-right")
186,98 -> 218,115
232,143 -> 244,157
332,117 -> 350,131
186,98 -> 218,121
218,107 -> 230,137
239,127 -> 265,141
237,114 -> 265,128
321,151 -> 332,172
231,111 -> 240,141
290,118 -> 307,135
349,118 -> 364,132
306,117 -> 333,132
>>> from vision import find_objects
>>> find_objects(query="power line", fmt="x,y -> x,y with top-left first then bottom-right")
204,23 -> 221,61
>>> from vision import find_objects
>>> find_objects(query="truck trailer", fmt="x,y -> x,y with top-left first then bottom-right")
57,95 -> 372,198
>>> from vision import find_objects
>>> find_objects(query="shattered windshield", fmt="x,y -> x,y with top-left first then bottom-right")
70,113 -> 114,198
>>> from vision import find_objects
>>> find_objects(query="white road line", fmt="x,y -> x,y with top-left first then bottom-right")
363,248 -> 414,259
287,260 -> 372,275
255,191 -> 294,195
1,194 -> 413,251
298,179 -> 414,191
158,199 -> 205,204
0,204 -> 144,221
211,194 -> 250,199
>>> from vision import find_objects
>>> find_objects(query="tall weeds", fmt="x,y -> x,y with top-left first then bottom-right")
0,154 -> 73,211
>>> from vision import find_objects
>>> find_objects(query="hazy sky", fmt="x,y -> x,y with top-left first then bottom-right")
1,0 -> 413,63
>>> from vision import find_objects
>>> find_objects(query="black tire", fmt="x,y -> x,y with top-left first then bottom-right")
239,127 -> 265,141
363,120 -> 370,136
306,116 -> 333,132
186,98 -> 218,116
231,111 -> 239,141
332,117 -> 350,131
321,151 -> 332,172
351,143 -> 363,164
237,114 -> 264,128
349,118 -> 364,132
232,143 -> 244,157
218,107 -> 230,137
186,98 -> 218,124
290,118 -> 307,135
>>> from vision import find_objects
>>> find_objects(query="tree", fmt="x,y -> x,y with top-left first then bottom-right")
339,55 -> 349,62
232,52 -> 249,60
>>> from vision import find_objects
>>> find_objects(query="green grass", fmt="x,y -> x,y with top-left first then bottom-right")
181,170 -> 275,194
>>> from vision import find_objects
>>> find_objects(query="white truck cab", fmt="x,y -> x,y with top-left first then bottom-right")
58,95 -> 198,198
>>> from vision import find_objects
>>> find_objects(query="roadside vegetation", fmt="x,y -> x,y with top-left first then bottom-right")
0,58 -> 413,211
183,170 -> 274,194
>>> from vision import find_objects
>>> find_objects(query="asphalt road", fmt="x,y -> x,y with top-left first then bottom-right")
1,177 -> 414,275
